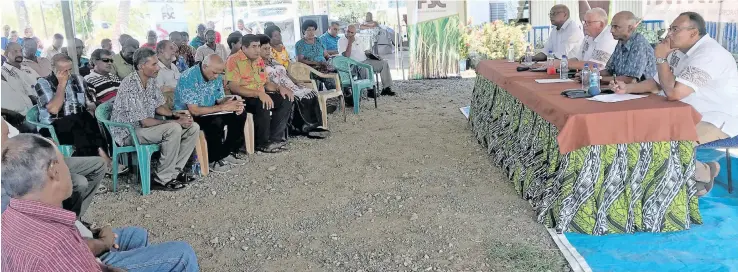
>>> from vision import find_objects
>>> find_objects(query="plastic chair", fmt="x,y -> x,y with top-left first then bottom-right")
287,62 -> 346,128
697,136 -> 738,194
25,106 -> 74,157
95,102 -> 160,195
331,56 -> 376,114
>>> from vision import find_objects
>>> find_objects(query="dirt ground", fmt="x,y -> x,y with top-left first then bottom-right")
86,78 -> 568,272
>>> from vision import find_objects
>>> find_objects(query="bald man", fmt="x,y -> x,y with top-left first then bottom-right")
533,4 -> 584,61
174,53 -> 247,172
568,8 -> 618,70
600,11 -> 656,84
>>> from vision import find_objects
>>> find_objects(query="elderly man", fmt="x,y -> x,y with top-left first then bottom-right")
112,38 -> 138,79
101,38 -> 113,51
611,12 -> 738,196
1,134 -> 200,272
226,34 -> 291,153
319,22 -> 341,56
176,54 -> 247,172
2,43 -> 37,118
195,30 -> 229,63
155,40 -> 181,109
567,8 -> 618,70
532,4 -> 584,61
21,37 -> 52,78
43,33 -> 64,58
340,25 -> 396,97
84,49 -> 120,103
142,30 -> 157,50
190,24 -> 207,48
601,11 -> 657,84
112,48 -> 198,191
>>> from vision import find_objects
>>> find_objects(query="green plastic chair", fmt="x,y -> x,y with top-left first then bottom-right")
95,102 -> 160,196
24,106 -> 74,157
331,56 -> 377,114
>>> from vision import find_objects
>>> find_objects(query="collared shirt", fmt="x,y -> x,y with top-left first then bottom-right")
43,46 -> 62,58
271,45 -> 291,69
654,35 -> 738,137
155,59 -> 181,90
542,18 -> 584,59
295,38 -> 327,62
576,26 -> 618,66
111,71 -> 165,145
1,62 -> 37,115
1,199 -> 102,272
112,53 -> 135,79
605,32 -> 656,81
21,57 -> 52,78
226,51 -> 267,92
194,44 -> 229,64
35,73 -> 89,124
189,36 -> 205,48
319,32 -> 340,51
339,36 -> 367,62
84,71 -> 121,103
174,63 -> 225,110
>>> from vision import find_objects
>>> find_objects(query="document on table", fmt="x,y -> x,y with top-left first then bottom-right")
202,111 -> 233,116
586,94 -> 647,103
460,106 -> 470,119
535,78 -> 574,84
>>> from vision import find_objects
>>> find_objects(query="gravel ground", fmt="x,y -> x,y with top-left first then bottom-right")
86,77 -> 568,272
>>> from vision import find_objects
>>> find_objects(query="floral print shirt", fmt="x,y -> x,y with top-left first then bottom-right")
225,51 -> 267,92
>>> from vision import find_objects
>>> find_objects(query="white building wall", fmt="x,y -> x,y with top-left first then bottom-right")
530,0 -> 646,27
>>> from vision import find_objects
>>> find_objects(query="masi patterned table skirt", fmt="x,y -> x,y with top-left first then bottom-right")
469,76 -> 702,235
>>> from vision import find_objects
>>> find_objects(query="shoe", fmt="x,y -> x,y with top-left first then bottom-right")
209,161 -> 232,173
367,88 -> 377,98
381,87 -> 396,96
326,104 -> 338,114
107,164 -> 129,176
344,97 -> 354,107
223,155 -> 247,166
176,172 -> 197,184
256,143 -> 284,153
307,128 -> 331,139
275,141 -> 289,150
150,174 -> 187,191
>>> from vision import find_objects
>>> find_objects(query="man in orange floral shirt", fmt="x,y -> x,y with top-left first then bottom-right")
226,34 -> 292,153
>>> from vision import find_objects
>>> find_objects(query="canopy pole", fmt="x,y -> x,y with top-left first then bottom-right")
61,0 -> 79,75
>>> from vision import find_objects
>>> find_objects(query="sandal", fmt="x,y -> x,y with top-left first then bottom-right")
256,143 -> 283,153
708,162 -> 720,180
696,179 -> 715,197
151,180 -> 186,191
307,128 -> 331,139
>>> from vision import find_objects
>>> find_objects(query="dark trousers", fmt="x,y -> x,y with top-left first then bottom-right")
47,111 -> 106,157
193,112 -> 247,162
243,92 -> 291,148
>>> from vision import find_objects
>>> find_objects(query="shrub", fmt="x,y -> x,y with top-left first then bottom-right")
467,20 -> 532,60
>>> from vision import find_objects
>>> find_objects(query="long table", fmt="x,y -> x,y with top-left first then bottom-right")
470,60 -> 704,235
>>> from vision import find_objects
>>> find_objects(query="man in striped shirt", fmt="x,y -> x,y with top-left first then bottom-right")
84,48 -> 121,103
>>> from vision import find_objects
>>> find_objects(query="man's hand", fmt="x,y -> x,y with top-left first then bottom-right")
278,86 -> 295,102
55,68 -> 71,86
174,112 -> 193,128
219,98 -> 244,112
257,92 -> 274,110
610,79 -> 628,94
654,38 -> 676,59
347,35 -> 355,43
97,226 -> 118,250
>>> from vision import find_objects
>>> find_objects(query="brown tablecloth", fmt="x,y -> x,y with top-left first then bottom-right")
476,60 -> 702,154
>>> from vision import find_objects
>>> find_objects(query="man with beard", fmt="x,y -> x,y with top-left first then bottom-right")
21,37 -> 52,78
154,40 -> 180,109
170,31 -> 195,72
111,39 -> 139,79
43,33 -> 64,58
2,42 -> 38,120
194,30 -> 228,63
84,49 -> 120,103
189,24 -> 207,48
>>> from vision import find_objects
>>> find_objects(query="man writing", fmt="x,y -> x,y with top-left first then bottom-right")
531,4 -> 584,61
339,25 -> 396,97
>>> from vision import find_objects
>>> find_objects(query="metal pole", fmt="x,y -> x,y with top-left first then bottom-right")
230,0 -> 236,32
40,3 -> 49,38
717,0 -> 724,46
396,1 -> 405,80
199,0 -> 205,23
61,0 -> 79,75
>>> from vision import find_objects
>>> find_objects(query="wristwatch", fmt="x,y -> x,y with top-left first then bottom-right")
656,57 -> 668,64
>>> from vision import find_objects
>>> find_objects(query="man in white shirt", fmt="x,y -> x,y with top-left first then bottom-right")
611,12 -> 738,196
194,30 -> 228,64
155,40 -> 181,110
1,42 -> 37,117
338,25 -> 395,97
43,33 -> 64,58
568,8 -> 618,70
533,4 -> 584,61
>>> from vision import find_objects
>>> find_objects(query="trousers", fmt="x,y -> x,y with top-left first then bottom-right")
101,227 -> 199,272
243,92 -> 291,148
194,112 -> 247,162
125,123 -> 200,183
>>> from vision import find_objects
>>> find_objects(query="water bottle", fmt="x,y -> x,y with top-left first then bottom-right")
507,42 -> 515,63
588,64 -> 601,96
559,55 -> 568,80
191,155 -> 202,177
581,63 -> 590,90
546,50 -> 555,75
523,45 -> 533,66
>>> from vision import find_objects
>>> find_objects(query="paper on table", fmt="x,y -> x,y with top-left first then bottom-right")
460,106 -> 470,119
202,111 -> 234,116
586,94 -> 647,103
535,78 -> 574,84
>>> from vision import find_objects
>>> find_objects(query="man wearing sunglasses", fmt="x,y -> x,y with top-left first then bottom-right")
84,49 -> 120,103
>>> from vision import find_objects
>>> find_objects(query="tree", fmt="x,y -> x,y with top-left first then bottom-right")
113,0 -> 131,51
74,1 -> 99,40
14,0 -> 30,30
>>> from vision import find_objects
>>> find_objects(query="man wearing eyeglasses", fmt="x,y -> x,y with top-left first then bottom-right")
567,8 -> 618,70
532,4 -> 584,61
84,49 -> 120,103
611,12 -> 738,197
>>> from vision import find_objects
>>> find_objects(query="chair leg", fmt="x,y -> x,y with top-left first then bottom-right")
318,94 -> 329,129
353,86 -> 361,114
374,73 -> 379,108
138,151 -> 153,196
341,94 -> 347,122
244,113 -> 255,154
111,152 -> 120,192
196,131 -> 209,176
727,148 -> 733,194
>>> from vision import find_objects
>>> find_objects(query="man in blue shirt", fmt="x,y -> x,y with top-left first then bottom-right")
174,53 -> 247,172
319,22 -> 341,56
189,24 -> 207,49
602,11 -> 657,84
1,25 -> 10,51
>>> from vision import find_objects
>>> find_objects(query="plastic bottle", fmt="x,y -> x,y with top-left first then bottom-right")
581,63 -> 590,90
523,45 -> 533,66
507,42 -> 515,63
559,55 -> 569,80
588,64 -> 601,96
546,50 -> 555,75
191,155 -> 201,177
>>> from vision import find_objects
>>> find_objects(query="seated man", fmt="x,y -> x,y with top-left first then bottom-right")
567,8 -> 618,70
195,30 -> 229,63
112,47 -> 198,191
602,11 -> 657,84
319,22 -> 341,56
84,49 -> 121,103
360,12 -> 379,30
72,38 -> 91,77
170,31 -> 196,72
340,25 -> 396,96
2,42 -> 38,119
112,39 -> 139,79
227,31 -> 243,56
43,33 -> 64,58
21,37 -> 52,78
532,4 -> 584,61
226,34 -> 291,153
1,134 -> 199,272
611,12 -> 738,196
154,40 -> 180,109
101,38 -> 112,51
175,54 -> 247,172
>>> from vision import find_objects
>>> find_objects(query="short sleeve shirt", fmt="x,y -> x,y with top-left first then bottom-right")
295,39 -> 326,62
339,36 -> 367,62
226,51 -> 267,92
194,44 -> 229,64
35,74 -> 89,124
653,35 -> 738,137
319,32 -> 340,51
577,26 -> 618,66
271,46 -> 291,68
605,32 -> 656,81
111,71 -> 166,145
542,19 -> 585,59
155,60 -> 181,90
174,64 -> 224,110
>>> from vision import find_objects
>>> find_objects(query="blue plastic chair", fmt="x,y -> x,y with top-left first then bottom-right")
24,106 -> 74,157
331,56 -> 377,114
95,102 -> 160,195
697,136 -> 738,194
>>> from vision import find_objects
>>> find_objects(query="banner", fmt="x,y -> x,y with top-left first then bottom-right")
407,0 -> 466,79
148,0 -> 188,40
